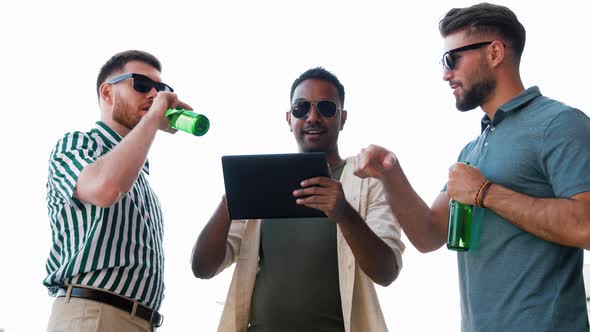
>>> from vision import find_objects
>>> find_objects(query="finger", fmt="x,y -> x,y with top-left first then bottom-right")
355,153 -> 362,172
152,92 -> 178,111
176,100 -> 193,111
162,127 -> 178,134
361,149 -> 381,170
168,97 -> 180,110
382,153 -> 395,170
359,148 -> 371,166
356,151 -> 368,170
300,176 -> 332,187
297,199 -> 322,211
293,186 -> 327,198
160,91 -> 178,101
295,195 -> 330,209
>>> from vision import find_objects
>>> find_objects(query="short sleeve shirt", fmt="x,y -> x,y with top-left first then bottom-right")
454,87 -> 590,331
44,121 -> 165,310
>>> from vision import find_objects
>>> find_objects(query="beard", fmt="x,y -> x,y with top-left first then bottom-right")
455,65 -> 497,112
112,97 -> 141,130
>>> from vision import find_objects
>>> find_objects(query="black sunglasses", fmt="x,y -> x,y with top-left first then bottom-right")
441,41 -> 493,71
290,100 -> 342,119
107,73 -> 174,93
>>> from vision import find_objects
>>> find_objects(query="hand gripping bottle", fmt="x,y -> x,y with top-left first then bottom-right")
446,161 -> 473,251
166,108 -> 210,136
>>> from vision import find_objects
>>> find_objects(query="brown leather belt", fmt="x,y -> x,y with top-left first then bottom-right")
58,286 -> 163,327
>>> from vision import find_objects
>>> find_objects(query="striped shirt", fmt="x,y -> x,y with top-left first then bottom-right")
44,121 -> 165,310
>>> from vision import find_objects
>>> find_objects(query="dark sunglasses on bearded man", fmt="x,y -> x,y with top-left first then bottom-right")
441,41 -> 493,71
107,73 -> 174,93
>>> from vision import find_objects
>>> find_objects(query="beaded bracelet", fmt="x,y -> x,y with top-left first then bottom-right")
476,180 -> 492,208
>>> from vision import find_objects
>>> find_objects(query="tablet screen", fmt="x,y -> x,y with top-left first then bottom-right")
221,152 -> 330,219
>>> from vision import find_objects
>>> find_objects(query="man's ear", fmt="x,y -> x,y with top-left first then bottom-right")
286,111 -> 293,132
99,83 -> 114,105
340,110 -> 347,131
489,40 -> 506,69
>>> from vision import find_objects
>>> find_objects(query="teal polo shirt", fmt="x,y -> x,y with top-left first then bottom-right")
453,87 -> 590,331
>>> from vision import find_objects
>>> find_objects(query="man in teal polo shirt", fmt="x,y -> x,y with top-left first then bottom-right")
44,50 -> 191,331
355,3 -> 590,332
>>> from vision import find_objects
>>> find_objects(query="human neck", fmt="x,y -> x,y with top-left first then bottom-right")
299,147 -> 343,167
481,73 -> 525,121
326,151 -> 344,168
100,111 -> 131,138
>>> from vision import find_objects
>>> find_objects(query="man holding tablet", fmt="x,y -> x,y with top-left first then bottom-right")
191,67 -> 405,332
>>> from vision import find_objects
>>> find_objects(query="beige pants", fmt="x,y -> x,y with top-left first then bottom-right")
47,297 -> 154,332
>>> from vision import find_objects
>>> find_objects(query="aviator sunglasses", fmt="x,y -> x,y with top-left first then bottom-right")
107,73 -> 174,93
441,41 -> 493,71
290,100 -> 342,119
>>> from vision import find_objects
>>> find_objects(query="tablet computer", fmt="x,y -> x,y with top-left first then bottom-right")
221,152 -> 330,219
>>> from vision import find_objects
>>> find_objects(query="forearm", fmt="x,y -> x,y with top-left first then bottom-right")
483,184 -> 590,248
191,199 -> 233,279
381,163 -> 448,252
76,115 -> 161,206
335,204 -> 399,286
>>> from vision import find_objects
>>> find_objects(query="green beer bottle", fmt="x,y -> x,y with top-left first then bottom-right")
166,108 -> 210,136
446,161 -> 473,251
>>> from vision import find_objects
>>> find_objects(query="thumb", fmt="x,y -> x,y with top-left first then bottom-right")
382,155 -> 394,170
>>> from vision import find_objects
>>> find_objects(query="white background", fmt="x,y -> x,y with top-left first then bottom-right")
0,0 -> 589,331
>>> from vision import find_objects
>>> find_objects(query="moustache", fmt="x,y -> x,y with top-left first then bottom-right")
449,80 -> 462,88
302,124 -> 327,131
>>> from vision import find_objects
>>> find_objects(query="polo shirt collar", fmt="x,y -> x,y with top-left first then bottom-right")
94,121 -> 150,175
480,86 -> 542,132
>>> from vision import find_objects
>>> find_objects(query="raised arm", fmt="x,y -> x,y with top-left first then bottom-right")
75,92 -> 189,207
355,144 -> 450,252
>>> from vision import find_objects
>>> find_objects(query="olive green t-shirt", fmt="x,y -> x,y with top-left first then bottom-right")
248,162 -> 346,332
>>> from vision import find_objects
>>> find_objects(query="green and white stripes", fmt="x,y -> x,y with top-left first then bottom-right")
44,121 -> 165,310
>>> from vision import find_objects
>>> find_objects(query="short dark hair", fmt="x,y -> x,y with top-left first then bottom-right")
96,50 -> 162,97
439,3 -> 526,64
290,67 -> 345,106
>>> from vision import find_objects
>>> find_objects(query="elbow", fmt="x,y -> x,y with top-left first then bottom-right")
75,180 -> 123,208
413,239 -> 441,254
191,268 -> 209,280
191,261 -> 215,280
373,255 -> 400,287
415,244 -> 439,254
401,225 -> 445,253
94,184 -> 124,208
409,231 -> 446,253
375,274 -> 395,287
190,249 -> 217,280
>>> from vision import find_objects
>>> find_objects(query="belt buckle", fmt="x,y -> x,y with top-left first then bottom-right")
150,311 -> 164,327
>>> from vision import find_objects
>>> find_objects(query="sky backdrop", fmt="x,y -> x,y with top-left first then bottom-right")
1,0 -> 589,331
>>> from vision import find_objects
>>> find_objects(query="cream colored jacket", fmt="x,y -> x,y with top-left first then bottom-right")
215,157 -> 405,332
